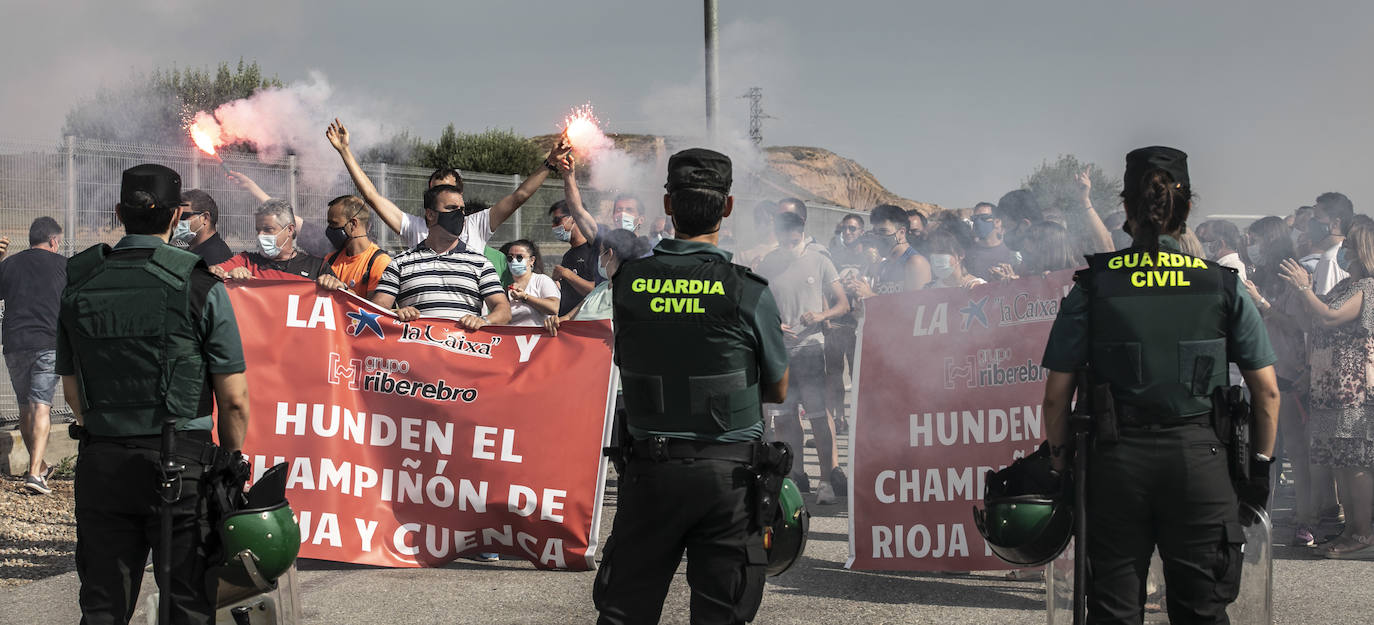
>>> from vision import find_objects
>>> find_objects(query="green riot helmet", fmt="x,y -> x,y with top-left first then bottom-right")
972,442 -> 1071,567
764,477 -> 810,576
219,463 -> 301,594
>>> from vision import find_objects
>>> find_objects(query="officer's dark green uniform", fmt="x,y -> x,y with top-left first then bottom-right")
57,164 -> 247,625
1042,148 -> 1276,625
594,149 -> 788,625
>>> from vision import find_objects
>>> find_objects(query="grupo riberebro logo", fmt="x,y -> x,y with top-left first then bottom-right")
326,352 -> 477,403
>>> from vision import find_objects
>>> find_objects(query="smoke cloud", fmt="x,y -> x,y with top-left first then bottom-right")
189,71 -> 395,192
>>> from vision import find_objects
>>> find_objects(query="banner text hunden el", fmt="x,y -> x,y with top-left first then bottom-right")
226,281 -> 616,570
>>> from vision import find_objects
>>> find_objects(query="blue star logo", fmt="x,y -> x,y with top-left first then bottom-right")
346,308 -> 385,339
960,296 -> 990,330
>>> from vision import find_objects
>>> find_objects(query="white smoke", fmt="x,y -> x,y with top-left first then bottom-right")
190,71 -> 393,192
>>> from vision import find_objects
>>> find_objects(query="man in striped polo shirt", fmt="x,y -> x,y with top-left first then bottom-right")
370,184 -> 511,330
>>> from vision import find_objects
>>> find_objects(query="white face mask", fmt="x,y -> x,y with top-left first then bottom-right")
258,231 -> 284,258
171,216 -> 201,246
930,253 -> 956,280
618,214 -> 637,232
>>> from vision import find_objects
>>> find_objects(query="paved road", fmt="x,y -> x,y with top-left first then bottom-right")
2,434 -> 1371,624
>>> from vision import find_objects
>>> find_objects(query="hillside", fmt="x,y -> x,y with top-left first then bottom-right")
532,134 -> 940,214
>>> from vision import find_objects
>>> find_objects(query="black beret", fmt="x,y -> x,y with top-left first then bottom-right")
121,164 -> 182,210
665,148 -> 732,194
1124,146 -> 1189,190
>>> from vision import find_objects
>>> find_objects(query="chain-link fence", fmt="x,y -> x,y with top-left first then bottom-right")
0,136 -> 863,420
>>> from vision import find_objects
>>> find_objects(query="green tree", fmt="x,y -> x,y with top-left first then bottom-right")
61,59 -> 282,145
357,129 -> 429,166
418,125 -> 543,176
1024,154 -> 1121,218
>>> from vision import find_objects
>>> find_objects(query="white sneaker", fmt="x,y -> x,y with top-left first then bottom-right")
816,482 -> 837,505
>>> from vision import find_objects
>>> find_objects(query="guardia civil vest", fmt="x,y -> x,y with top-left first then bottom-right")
612,250 -> 766,436
60,244 -> 208,436
1079,243 -> 1235,418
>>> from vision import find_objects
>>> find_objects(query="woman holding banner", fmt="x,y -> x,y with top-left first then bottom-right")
1037,146 -> 1281,624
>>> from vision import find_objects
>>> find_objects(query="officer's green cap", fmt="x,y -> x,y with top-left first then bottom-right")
120,164 -> 182,210
1124,146 -> 1189,190
665,148 -> 732,194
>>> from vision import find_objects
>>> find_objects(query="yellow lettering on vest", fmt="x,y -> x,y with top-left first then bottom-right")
708,281 -> 725,295
1192,257 -> 1207,269
677,279 -> 690,294
1140,253 -> 1154,268
1132,270 -> 1192,287
649,296 -> 707,314
632,278 -> 646,292
1123,254 -> 1139,268
1108,256 -> 1123,270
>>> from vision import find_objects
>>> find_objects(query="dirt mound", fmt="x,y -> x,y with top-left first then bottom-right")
531,134 -> 940,214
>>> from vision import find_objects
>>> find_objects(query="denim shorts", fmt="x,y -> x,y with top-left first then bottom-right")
5,349 -> 58,406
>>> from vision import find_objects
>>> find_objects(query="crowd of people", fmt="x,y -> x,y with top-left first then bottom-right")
4,121 -> 1373,563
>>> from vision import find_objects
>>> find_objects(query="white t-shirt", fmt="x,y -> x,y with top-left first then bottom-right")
399,210 -> 493,253
507,273 -> 560,327
1215,252 -> 1249,284
1313,242 -> 1349,296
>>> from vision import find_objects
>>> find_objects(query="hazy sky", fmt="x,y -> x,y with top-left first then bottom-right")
3,0 -> 1370,216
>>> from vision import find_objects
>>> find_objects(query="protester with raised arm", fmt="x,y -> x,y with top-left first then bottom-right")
326,118 -> 570,253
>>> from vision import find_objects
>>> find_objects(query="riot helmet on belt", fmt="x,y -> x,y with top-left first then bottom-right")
973,442 -> 1072,567
764,477 -> 809,576
217,463 -> 301,596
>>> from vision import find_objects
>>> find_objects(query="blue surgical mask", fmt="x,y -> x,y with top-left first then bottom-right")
508,259 -> 528,276
597,259 -> 609,280
171,217 -> 200,246
552,225 -> 571,242
930,253 -> 955,280
973,216 -> 997,240
257,232 -> 283,258
1338,247 -> 1353,272
1246,243 -> 1263,263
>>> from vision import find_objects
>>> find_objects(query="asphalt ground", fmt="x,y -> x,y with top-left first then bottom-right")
2,428 -> 1373,624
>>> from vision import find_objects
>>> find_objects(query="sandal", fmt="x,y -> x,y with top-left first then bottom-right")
1321,534 -> 1374,559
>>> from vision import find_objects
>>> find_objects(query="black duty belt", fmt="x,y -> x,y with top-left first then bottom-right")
1116,404 -> 1211,429
84,431 -> 220,465
629,436 -> 758,463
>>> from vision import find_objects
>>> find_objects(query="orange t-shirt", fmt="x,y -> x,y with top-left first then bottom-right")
326,243 -> 392,297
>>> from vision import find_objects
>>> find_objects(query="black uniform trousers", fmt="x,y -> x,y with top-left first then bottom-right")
74,437 -> 216,625
1086,421 -> 1245,625
594,455 -> 768,625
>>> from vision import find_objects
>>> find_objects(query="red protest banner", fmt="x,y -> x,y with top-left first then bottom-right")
846,271 -> 1074,571
226,281 -> 615,571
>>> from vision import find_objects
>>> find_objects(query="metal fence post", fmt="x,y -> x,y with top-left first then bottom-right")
190,149 -> 201,189
377,162 -> 391,250
288,154 -> 299,210
511,173 -> 521,241
64,135 -> 76,255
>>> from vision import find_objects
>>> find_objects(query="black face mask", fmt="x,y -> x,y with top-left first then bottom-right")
325,225 -> 349,251
1308,220 -> 1332,243
434,210 -> 464,238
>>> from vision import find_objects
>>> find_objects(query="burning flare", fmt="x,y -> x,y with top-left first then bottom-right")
189,113 -> 224,156
561,104 -> 612,156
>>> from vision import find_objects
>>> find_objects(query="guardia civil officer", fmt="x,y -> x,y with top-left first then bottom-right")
595,149 -> 789,625
58,164 -> 252,625
1039,147 -> 1281,624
